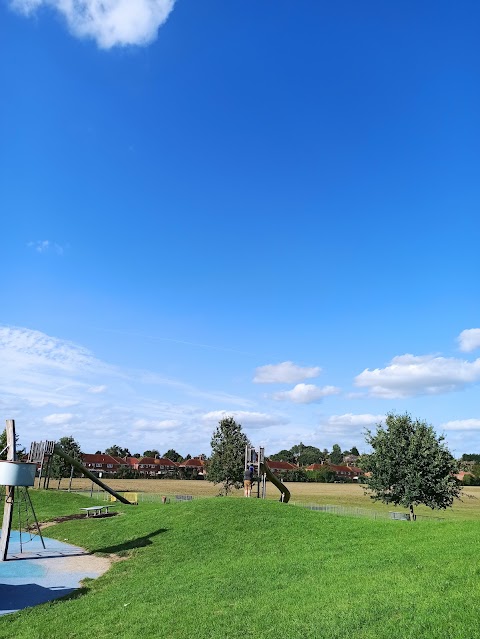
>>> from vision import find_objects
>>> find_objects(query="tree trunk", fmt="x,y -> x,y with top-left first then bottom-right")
409,504 -> 416,521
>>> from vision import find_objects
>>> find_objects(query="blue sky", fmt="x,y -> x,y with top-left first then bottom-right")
1,0 -> 479,457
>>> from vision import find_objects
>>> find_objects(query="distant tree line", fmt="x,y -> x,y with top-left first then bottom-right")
269,443 -> 360,466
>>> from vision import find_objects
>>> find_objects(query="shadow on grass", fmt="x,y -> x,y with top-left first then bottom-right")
94,528 -> 167,555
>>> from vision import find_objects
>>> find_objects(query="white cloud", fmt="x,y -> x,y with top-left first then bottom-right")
88,385 -> 107,394
134,418 -> 180,431
315,413 -> 384,449
441,419 -> 480,431
27,240 -> 65,254
273,384 -> 340,404
11,0 -> 175,49
202,410 -> 288,429
0,325 -> 257,454
355,353 -> 480,398
326,413 -> 384,429
43,413 -> 74,425
254,361 -> 321,384
458,329 -> 480,353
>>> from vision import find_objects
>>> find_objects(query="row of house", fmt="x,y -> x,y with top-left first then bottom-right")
82,454 -> 205,477
266,460 -> 363,481
81,454 -> 363,482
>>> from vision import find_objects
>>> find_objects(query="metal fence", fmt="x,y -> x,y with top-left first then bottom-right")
69,489 -> 197,504
293,502 -> 391,519
67,489 -> 444,521
291,502 -> 445,521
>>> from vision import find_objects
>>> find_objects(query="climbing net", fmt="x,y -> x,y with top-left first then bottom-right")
0,486 -> 45,554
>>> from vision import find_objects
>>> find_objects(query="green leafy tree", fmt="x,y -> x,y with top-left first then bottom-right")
163,449 -> 183,463
208,416 -> 249,495
329,444 -> 343,465
361,412 -> 461,520
0,429 -> 25,460
143,449 -> 160,458
350,446 -> 360,457
270,449 -> 296,463
462,453 -> 480,462
105,445 -> 131,458
50,436 -> 83,481
308,466 -> 336,483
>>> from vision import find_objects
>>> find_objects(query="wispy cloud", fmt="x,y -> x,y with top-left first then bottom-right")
355,353 -> 480,398
315,413 -> 385,451
273,384 -> 340,404
323,413 -> 384,432
457,329 -> 480,353
43,413 -> 74,425
27,240 -> 66,255
254,361 -> 321,384
11,0 -> 176,49
0,326 -> 254,453
202,410 -> 289,430
441,419 -> 480,431
88,385 -> 107,394
133,418 -> 180,432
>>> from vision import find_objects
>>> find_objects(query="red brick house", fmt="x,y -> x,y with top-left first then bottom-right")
328,464 -> 363,481
454,471 -> 474,482
82,453 -> 126,475
135,457 -> 177,477
178,457 -> 205,477
305,463 -> 324,472
265,460 -> 298,474
305,463 -> 363,481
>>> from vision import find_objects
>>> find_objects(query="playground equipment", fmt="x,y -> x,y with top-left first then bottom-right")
28,441 -> 133,506
0,420 -> 45,561
245,445 -> 291,503
1,419 -> 135,561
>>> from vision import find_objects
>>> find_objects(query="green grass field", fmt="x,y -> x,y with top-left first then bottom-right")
1,489 -> 480,638
58,476 -> 480,520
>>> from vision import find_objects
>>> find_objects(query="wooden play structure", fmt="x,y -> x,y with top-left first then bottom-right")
245,445 -> 291,503
0,420 -> 44,561
1,419 -> 135,561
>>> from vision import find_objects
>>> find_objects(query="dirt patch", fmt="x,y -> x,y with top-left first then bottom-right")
31,512 -> 120,531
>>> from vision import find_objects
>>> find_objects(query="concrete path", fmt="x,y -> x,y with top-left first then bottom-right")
0,531 -> 110,616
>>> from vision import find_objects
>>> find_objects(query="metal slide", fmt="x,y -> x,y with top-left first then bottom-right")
53,445 -> 133,505
260,462 -> 291,503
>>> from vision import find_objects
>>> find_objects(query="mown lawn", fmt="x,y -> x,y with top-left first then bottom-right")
58,477 -> 480,520
1,491 -> 480,639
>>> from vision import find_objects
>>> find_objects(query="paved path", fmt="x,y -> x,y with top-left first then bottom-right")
0,531 -> 110,616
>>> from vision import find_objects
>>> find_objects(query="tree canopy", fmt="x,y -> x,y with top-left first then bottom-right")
50,436 -> 83,479
164,449 -> 183,463
208,416 -> 249,494
105,445 -> 131,458
143,449 -> 159,458
270,443 -> 327,466
329,444 -> 343,465
270,449 -> 296,463
361,412 -> 461,520
0,428 -> 25,460
462,453 -> 480,462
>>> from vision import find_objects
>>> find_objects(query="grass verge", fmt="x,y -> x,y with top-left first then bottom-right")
1,491 -> 479,638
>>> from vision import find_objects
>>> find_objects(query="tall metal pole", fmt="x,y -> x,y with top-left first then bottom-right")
1,419 -> 17,561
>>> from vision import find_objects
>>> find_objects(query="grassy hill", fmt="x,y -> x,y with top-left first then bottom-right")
1,491 -> 480,638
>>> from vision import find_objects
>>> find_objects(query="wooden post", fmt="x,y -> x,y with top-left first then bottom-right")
0,419 -> 17,561
68,465 -> 74,492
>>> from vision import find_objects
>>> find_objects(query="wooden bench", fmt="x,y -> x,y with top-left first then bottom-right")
80,505 -> 114,518
175,495 -> 193,502
389,511 -> 410,521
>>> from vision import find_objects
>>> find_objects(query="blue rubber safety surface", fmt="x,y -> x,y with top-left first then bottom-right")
0,532 -> 106,616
